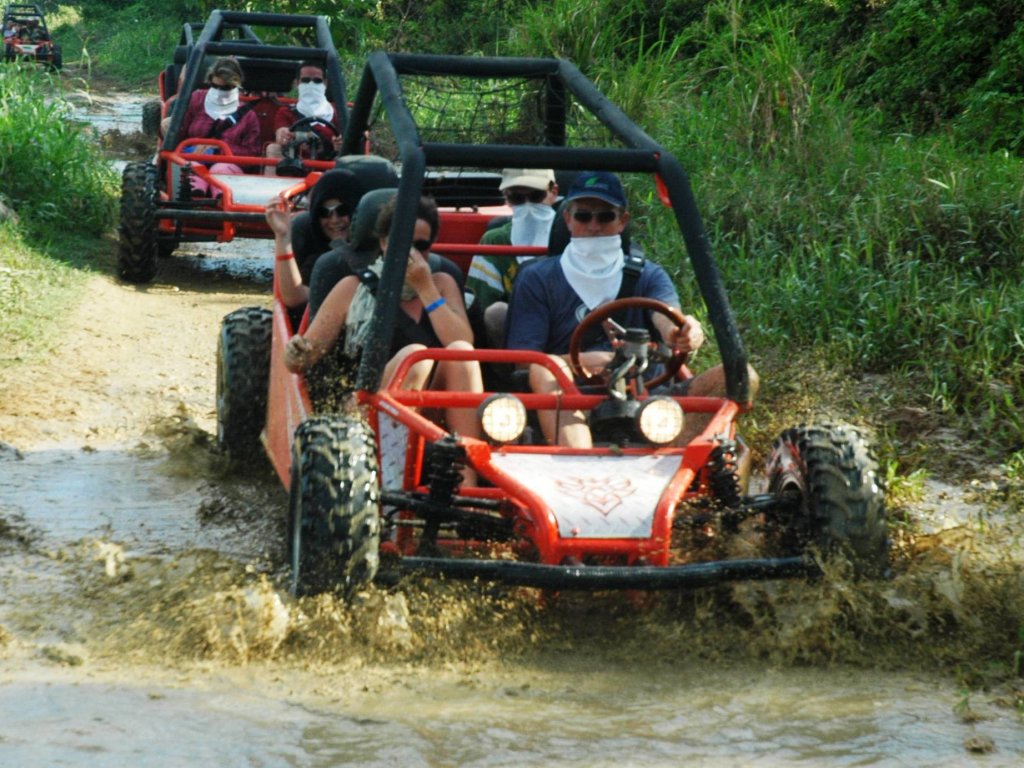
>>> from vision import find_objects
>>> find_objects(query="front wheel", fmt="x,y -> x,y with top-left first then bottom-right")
141,100 -> 161,137
288,416 -> 381,597
765,423 -> 888,577
216,306 -> 272,465
117,162 -> 159,283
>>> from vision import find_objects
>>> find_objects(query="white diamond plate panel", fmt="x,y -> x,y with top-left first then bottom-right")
489,453 -> 681,538
214,174 -> 299,206
378,413 -> 408,490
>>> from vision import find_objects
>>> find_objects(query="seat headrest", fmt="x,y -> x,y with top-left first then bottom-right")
349,187 -> 398,254
335,154 -> 399,199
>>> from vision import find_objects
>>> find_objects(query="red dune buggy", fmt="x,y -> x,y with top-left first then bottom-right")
2,3 -> 61,69
117,10 -> 348,283
217,53 -> 889,596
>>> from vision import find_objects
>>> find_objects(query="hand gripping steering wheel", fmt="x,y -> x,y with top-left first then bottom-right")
287,115 -> 339,155
568,297 -> 689,389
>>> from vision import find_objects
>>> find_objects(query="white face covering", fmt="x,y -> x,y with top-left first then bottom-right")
203,86 -> 239,120
509,202 -> 556,262
559,235 -> 624,310
296,81 -> 334,121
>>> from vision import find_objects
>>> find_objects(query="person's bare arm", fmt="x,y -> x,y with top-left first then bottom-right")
265,196 -> 308,309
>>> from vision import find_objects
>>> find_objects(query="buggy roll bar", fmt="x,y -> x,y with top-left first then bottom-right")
161,10 -> 348,154
345,52 -> 751,404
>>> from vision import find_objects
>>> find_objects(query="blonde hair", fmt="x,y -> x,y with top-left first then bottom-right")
206,57 -> 243,87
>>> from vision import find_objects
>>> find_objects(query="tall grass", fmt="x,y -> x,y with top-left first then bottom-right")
0,65 -> 117,235
505,0 -> 1024,456
0,64 -> 116,365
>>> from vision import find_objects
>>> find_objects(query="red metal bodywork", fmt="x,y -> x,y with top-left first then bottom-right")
261,210 -> 749,569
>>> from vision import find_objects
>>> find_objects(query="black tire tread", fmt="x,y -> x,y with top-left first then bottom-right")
216,306 -> 272,463
141,100 -> 161,137
117,162 -> 159,283
766,423 -> 888,577
290,416 -> 381,597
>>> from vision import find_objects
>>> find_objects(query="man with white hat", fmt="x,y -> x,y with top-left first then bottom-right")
466,168 -> 558,346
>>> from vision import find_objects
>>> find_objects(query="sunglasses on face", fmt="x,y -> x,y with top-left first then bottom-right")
571,209 -> 619,224
505,189 -> 548,206
316,203 -> 349,219
412,239 -> 434,253
209,82 -> 237,91
299,76 -> 324,84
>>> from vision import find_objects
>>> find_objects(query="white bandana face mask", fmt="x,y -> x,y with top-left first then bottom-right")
296,81 -> 334,121
560,235 -> 624,310
509,202 -> 556,261
203,86 -> 239,120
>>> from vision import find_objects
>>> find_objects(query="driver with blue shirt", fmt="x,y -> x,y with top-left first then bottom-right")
505,171 -> 756,447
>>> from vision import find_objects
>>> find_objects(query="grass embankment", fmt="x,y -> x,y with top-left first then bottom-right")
501,0 -> 1024,478
0,64 -> 118,366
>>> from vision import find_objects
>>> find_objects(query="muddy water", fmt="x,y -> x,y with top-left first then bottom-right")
2,86 -> 1023,766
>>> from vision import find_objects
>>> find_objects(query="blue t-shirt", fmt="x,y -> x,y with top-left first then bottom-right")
505,255 -> 679,354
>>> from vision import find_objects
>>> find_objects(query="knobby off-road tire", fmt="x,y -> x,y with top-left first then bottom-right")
766,423 -> 889,578
117,162 -> 159,283
216,307 -> 272,465
141,100 -> 162,137
288,416 -> 381,598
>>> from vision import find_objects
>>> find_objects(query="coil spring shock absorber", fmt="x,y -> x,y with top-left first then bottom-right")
419,435 -> 467,547
708,438 -> 743,517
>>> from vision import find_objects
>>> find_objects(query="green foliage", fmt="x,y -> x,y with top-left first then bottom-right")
0,65 -> 117,235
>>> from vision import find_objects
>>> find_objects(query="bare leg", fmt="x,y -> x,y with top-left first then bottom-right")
529,356 -> 591,448
264,143 -> 282,176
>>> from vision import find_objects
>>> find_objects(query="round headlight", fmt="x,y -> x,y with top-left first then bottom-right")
636,397 -> 685,445
478,394 -> 527,444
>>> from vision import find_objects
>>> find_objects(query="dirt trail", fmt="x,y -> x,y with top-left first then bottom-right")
0,259 -> 267,449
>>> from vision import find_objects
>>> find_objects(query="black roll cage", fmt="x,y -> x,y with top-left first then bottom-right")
160,10 -> 348,154
343,52 -> 751,404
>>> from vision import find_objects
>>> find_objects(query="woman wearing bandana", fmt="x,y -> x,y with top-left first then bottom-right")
283,195 -> 483,452
506,171 -> 757,447
265,61 -> 342,175
177,57 -> 261,194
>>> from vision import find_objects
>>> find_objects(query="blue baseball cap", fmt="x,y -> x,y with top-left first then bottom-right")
563,171 -> 627,207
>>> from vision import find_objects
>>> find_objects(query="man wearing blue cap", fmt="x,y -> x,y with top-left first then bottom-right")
506,170 -> 747,447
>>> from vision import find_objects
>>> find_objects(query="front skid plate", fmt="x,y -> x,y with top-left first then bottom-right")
398,555 -> 816,590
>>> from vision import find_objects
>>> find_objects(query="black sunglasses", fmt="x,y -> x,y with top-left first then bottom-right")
299,76 -> 324,84
316,203 -> 349,219
412,239 -> 434,253
505,189 -> 548,206
209,82 -> 237,91
572,210 -> 619,224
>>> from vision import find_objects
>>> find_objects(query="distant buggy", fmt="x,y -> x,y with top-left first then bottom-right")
3,3 -> 61,69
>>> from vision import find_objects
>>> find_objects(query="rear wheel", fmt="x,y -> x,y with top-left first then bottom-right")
216,307 -> 272,464
142,100 -> 161,137
765,423 -> 888,577
117,162 -> 159,283
288,416 -> 381,597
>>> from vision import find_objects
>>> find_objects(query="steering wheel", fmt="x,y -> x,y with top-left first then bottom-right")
568,297 -> 689,389
287,115 -> 339,155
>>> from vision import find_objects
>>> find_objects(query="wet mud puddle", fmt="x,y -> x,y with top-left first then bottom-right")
2,442 -> 1024,765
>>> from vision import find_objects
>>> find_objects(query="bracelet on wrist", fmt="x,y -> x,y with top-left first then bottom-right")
424,297 -> 446,314
275,251 -> 295,262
